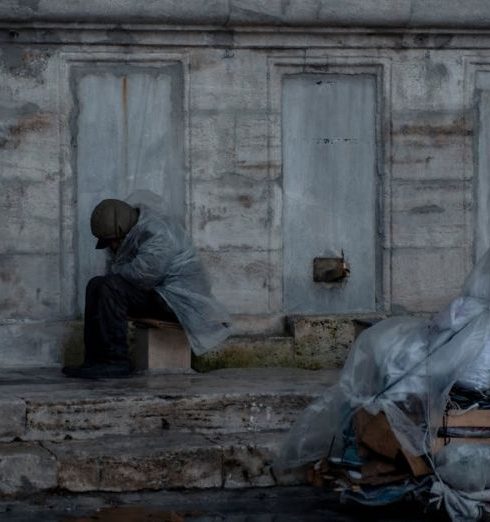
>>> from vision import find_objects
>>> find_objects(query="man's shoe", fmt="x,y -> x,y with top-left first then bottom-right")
62,362 -> 133,379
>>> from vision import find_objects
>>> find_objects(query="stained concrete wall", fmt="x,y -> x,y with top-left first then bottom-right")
0,1 -> 487,365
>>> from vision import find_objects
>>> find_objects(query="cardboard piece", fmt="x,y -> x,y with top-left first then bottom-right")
445,408 -> 490,428
432,408 -> 490,453
131,318 -> 191,371
317,406 -> 490,490
354,409 -> 431,477
354,409 -> 399,460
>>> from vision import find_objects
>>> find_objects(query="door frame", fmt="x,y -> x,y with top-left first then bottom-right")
267,55 -> 393,314
57,51 -> 191,317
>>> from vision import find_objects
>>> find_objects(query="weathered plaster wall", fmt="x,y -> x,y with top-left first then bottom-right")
0,1 -> 488,365
3,0 -> 490,29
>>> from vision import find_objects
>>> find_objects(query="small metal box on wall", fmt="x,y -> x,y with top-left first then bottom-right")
313,255 -> 350,283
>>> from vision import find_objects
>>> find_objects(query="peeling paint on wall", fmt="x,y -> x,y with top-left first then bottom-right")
0,112 -> 51,148
0,47 -> 50,82
0,102 -> 52,148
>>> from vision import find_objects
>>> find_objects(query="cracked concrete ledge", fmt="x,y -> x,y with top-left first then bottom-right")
0,398 -> 27,442
0,431 -> 305,495
0,441 -> 57,495
2,0 -> 490,29
24,392 -> 316,441
0,368 -> 339,442
0,368 -> 323,495
193,315 -> 384,372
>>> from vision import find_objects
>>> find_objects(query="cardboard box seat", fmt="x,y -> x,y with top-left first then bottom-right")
129,317 -> 191,371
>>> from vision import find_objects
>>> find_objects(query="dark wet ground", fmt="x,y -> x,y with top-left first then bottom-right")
0,486 -> 447,522
0,367 -> 339,401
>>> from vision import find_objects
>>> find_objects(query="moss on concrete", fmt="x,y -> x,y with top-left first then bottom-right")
294,339 -> 349,369
192,337 -> 296,372
61,321 -> 85,367
61,316 -> 376,372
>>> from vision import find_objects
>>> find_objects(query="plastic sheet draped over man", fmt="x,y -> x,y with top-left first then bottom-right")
110,194 -> 231,356
277,249 -> 490,519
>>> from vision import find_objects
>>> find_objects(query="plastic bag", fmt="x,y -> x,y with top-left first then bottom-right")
436,443 -> 490,492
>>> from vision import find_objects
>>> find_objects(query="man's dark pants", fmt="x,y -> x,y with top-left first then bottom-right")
84,274 -> 177,365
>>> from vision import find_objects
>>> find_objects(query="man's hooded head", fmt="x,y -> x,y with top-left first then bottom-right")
90,199 -> 139,249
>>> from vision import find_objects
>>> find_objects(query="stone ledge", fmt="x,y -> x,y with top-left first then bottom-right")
0,442 -> 57,495
41,431 -> 305,493
0,431 -> 305,496
0,369 -> 320,496
0,367 -> 337,442
0,398 -> 26,441
194,315 -> 385,371
25,391 -> 317,441
287,315 -> 385,369
2,0 -> 490,29
45,432 -> 222,492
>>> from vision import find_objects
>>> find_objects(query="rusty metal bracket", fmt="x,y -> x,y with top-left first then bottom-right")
313,254 -> 350,283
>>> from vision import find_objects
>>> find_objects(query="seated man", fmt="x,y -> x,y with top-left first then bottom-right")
63,198 -> 231,379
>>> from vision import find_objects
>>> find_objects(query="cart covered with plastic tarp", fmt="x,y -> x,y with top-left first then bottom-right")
277,249 -> 490,521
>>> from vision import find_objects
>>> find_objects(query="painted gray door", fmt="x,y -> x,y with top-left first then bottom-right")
476,73 -> 490,260
282,74 -> 378,314
75,64 -> 184,313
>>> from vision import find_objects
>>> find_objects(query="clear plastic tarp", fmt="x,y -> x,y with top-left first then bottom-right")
277,248 -> 490,520
436,444 -> 490,492
110,193 -> 231,355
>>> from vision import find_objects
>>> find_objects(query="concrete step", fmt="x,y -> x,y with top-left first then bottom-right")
0,431 -> 306,496
0,367 -> 336,497
287,314 -> 384,368
193,315 -> 384,371
26,391 -> 312,442
64,315 -> 381,371
0,368 -> 339,442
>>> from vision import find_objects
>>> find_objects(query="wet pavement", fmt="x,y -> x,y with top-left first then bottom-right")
0,366 -> 340,397
0,486 -> 446,522
0,369 -> 449,520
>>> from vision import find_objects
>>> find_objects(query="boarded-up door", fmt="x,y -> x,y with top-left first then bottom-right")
74,64 -> 184,313
476,72 -> 490,260
282,74 -> 378,314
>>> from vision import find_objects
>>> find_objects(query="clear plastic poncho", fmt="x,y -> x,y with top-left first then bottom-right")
277,248 -> 490,473
110,202 -> 231,356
